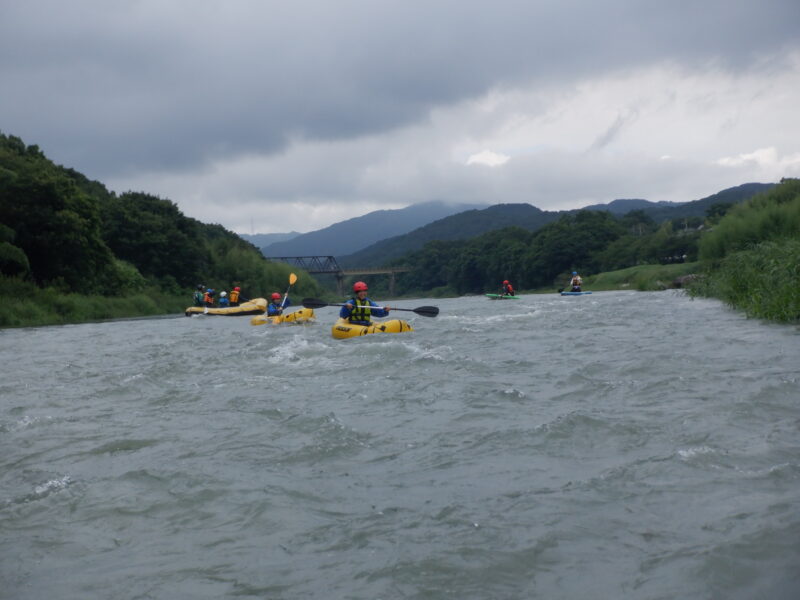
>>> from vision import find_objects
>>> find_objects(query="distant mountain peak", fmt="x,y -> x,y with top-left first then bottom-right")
260,201 -> 488,257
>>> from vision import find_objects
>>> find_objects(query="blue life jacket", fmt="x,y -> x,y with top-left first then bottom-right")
268,298 -> 291,316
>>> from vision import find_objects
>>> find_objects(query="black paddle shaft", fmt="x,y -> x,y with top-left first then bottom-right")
301,298 -> 439,317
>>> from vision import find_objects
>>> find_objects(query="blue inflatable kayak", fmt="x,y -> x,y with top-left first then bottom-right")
560,291 -> 592,296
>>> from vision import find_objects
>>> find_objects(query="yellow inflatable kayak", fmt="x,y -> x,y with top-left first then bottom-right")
331,317 -> 413,339
250,308 -> 316,326
185,297 -> 267,317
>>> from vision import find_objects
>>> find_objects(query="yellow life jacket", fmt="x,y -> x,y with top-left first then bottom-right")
349,297 -> 372,323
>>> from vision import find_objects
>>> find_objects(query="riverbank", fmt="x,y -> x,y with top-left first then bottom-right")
688,238 -> 800,323
0,276 -> 187,329
4,255 -> 796,329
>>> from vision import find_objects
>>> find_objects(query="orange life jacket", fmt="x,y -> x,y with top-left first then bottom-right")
229,290 -> 240,303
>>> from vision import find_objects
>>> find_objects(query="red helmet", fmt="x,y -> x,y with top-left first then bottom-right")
503,280 -> 509,284
271,292 -> 281,300
353,281 -> 368,292
234,286 -> 240,291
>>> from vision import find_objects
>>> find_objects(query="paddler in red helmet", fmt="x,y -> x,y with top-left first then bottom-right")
267,291 -> 291,316
340,281 -> 390,326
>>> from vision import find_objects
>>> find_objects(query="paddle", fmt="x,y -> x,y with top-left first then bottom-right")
282,273 -> 298,309
301,297 -> 439,317
251,273 -> 298,326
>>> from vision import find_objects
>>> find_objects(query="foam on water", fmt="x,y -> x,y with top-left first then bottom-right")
1,292 -> 799,599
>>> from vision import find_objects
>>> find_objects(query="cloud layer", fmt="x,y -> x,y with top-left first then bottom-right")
2,0 -> 799,232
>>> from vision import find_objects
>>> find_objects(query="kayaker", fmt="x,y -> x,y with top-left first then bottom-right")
340,281 -> 390,325
267,292 -> 290,316
203,288 -> 215,307
501,280 -> 515,296
218,291 -> 230,307
193,284 -> 204,307
569,271 -> 582,292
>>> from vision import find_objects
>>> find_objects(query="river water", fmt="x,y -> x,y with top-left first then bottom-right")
1,291 -> 799,599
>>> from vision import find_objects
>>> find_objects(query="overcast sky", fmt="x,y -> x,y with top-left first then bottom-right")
2,1 -> 799,233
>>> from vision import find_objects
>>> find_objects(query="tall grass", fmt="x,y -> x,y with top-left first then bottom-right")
0,276 -> 190,328
689,179 -> 800,323
700,179 -> 800,261
690,239 -> 800,322
584,262 -> 700,291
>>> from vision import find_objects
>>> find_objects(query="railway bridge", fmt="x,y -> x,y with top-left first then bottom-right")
267,256 -> 411,296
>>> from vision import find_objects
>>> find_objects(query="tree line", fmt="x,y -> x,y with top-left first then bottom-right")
385,206 -> 716,295
0,132 -> 321,304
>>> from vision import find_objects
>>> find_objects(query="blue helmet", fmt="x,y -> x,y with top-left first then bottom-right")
207,288 -> 214,294
572,271 -> 577,276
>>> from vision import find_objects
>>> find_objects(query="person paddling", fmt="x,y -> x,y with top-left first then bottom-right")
501,279 -> 515,296
267,292 -> 291,317
569,271 -> 582,292
340,281 -> 390,325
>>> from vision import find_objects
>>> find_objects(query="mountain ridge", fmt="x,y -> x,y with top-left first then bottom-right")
337,183 -> 775,267
260,201 -> 488,257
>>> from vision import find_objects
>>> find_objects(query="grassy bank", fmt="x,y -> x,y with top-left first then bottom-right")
0,276 -> 189,328
582,262 -> 700,291
689,239 -> 800,323
523,262 -> 700,294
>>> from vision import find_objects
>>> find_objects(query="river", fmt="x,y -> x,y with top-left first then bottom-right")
1,291 -> 799,599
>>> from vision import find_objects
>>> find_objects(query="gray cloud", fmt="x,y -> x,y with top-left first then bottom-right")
2,1 -> 799,232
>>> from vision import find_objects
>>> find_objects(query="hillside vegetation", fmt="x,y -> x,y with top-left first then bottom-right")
360,180 -> 797,324
689,179 -> 800,321
338,184 -> 772,269
0,132 -> 322,327
380,209 -> 704,296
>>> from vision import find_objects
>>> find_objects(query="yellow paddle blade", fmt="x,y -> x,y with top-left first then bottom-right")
289,273 -> 298,285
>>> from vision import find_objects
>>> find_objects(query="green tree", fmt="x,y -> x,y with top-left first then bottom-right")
0,134 -> 118,290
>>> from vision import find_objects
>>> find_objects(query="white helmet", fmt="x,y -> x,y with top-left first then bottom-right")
220,291 -> 227,296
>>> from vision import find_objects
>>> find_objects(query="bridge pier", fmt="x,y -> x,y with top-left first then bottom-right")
266,256 -> 410,298
336,273 -> 344,297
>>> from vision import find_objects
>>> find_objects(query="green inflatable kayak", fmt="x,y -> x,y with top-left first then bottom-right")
485,294 -> 520,300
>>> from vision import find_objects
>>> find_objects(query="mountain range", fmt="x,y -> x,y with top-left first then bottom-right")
582,183 -> 772,221
339,203 -> 560,267
238,231 -> 300,248
339,183 -> 774,267
257,201 -> 487,257
251,182 -> 774,268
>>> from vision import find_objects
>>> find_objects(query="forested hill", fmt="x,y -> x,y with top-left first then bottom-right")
339,203 -> 559,267
376,179 -> 797,300
339,183 -> 774,268
582,183 -> 775,221
0,132 -> 319,300
260,200 -> 488,258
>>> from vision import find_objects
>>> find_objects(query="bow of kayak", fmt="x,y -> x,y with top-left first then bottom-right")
185,298 -> 268,316
250,307 -> 316,326
331,318 -> 413,339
